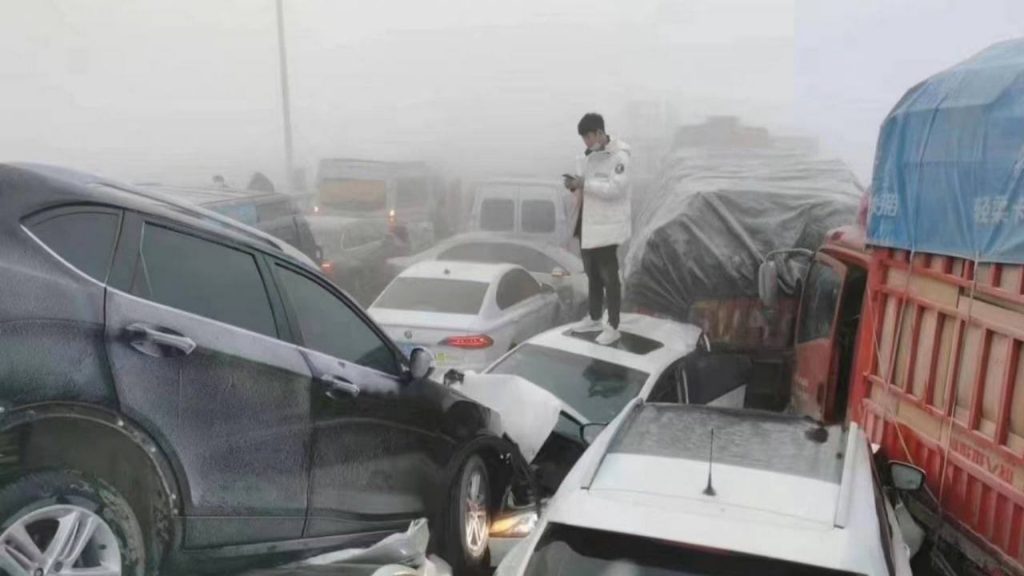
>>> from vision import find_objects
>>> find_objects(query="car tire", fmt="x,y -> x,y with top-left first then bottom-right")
0,470 -> 146,576
445,454 -> 491,575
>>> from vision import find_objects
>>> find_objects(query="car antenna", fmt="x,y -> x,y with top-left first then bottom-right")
702,428 -> 717,497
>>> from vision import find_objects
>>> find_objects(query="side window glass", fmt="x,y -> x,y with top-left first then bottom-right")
650,365 -> 681,403
480,199 -> 515,231
515,269 -> 542,299
132,224 -> 277,337
275,265 -> 399,376
497,269 -> 540,309
797,263 -> 842,343
29,210 -> 121,283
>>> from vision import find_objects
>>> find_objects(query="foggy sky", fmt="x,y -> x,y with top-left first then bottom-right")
1,1 -> 1020,187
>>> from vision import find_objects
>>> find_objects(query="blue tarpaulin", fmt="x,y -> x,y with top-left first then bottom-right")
868,39 -> 1024,264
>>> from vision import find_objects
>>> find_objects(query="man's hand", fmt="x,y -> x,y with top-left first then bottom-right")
563,174 -> 583,192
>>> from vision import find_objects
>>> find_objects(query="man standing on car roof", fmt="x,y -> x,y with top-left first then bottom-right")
564,112 -> 632,346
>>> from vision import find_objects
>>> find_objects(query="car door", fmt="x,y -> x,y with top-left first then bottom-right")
792,255 -> 847,421
268,261 -> 453,538
104,214 -> 313,547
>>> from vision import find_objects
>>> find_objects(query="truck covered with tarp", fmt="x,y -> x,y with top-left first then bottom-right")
623,129 -> 862,352
772,40 -> 1024,575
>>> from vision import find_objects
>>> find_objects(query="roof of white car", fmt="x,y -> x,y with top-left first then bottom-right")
521,313 -> 703,374
541,404 -> 889,574
398,259 -> 518,284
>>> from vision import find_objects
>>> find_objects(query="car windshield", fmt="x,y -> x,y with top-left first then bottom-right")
488,344 -> 648,423
525,524 -> 861,576
373,277 -> 488,314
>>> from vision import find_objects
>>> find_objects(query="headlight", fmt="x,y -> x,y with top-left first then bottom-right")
490,510 -> 538,538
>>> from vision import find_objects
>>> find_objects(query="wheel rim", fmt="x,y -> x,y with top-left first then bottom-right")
462,467 -> 489,559
0,504 -> 121,576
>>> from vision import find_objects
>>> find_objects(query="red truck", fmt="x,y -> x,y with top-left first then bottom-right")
770,41 -> 1024,575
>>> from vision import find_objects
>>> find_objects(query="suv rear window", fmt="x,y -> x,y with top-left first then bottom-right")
29,209 -> 121,283
526,523 -> 859,576
479,198 -> 515,231
132,224 -> 277,337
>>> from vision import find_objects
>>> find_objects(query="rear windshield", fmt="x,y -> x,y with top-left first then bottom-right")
374,277 -> 488,314
521,199 -> 556,233
525,524 -> 860,576
489,344 -> 648,423
480,198 -> 515,231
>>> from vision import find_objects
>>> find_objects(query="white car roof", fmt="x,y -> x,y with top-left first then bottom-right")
534,404 -> 891,575
513,313 -> 703,375
398,259 -> 518,284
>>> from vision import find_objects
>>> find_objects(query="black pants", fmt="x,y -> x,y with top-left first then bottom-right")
582,245 -> 620,329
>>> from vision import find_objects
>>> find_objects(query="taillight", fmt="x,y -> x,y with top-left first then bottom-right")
441,335 -> 494,349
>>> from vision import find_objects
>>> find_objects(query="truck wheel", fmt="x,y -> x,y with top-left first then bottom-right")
446,454 -> 490,574
0,470 -> 146,576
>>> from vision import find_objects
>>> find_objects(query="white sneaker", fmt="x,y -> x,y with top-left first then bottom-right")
595,326 -> 621,345
571,317 -> 603,333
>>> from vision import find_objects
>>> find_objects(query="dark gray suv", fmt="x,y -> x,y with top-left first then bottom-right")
0,164 -> 516,575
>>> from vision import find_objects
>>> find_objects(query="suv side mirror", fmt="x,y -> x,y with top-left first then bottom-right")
580,422 -> 608,445
551,267 -> 569,281
889,462 -> 926,491
758,260 -> 779,308
409,347 -> 435,380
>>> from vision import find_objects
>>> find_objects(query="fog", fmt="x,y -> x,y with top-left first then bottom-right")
1,0 -> 1020,187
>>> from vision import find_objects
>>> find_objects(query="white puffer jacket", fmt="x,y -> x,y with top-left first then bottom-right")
573,138 -> 632,250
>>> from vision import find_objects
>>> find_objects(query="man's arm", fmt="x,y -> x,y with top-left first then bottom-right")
584,151 -> 630,200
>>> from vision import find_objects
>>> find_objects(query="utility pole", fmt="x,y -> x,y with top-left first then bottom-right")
275,0 -> 296,189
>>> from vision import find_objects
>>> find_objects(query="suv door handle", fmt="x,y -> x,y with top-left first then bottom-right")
126,323 -> 197,356
320,374 -> 361,398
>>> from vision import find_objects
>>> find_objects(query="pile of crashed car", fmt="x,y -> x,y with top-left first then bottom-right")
0,156 -> 924,576
8,44 -> 1024,576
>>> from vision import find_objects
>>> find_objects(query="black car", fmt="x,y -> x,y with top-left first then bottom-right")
0,164 -> 517,575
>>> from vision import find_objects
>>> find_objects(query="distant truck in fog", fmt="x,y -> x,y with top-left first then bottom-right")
314,158 -> 448,251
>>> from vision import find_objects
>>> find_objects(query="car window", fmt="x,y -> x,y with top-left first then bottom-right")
275,265 -> 399,375
132,223 -> 277,337
29,209 -> 121,283
649,362 -> 682,403
479,198 -> 515,231
521,199 -> 556,233
439,243 -> 561,275
496,268 -> 541,309
526,524 -> 863,576
797,262 -> 841,343
374,277 -> 488,315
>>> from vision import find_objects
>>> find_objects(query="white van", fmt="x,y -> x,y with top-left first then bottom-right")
469,179 -> 575,249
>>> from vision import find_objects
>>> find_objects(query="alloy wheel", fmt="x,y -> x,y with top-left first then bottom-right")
0,504 -> 121,576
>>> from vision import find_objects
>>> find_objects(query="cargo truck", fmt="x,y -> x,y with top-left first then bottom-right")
762,40 -> 1024,575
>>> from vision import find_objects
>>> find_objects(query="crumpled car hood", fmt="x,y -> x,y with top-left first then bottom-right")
456,373 -> 587,463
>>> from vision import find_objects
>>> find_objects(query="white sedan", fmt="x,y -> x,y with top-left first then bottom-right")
496,403 -> 921,576
388,233 -> 587,321
369,261 -> 562,372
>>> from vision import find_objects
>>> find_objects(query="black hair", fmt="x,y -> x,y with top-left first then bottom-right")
577,113 -> 605,136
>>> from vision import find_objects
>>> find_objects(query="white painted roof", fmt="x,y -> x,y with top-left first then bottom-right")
398,260 -> 517,284
517,313 -> 703,374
